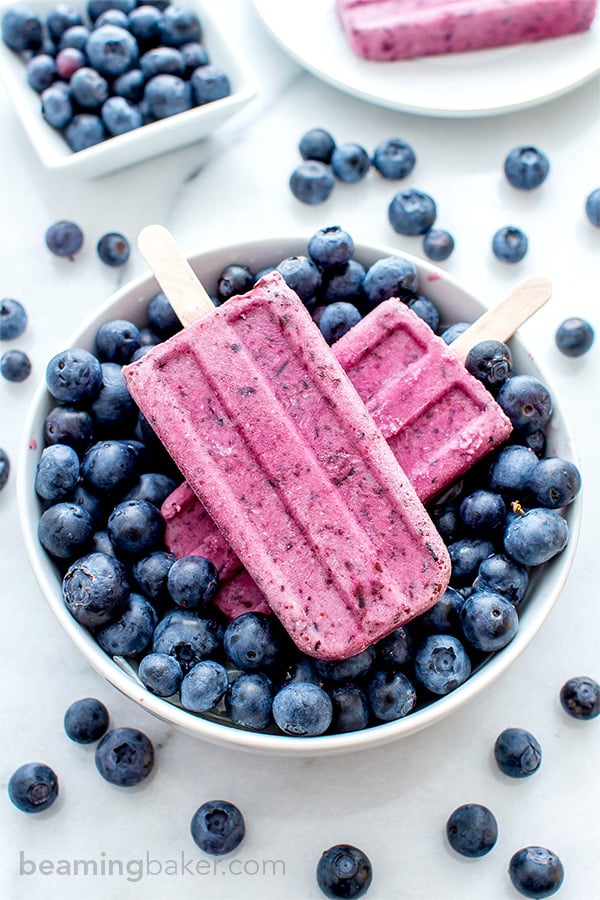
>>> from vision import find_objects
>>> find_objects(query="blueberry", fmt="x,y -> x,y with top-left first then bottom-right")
158,6 -> 202,47
494,726 -> 542,777
372,136 -> 415,180
440,321 -> 469,344
329,684 -> 370,733
319,302 -> 362,344
419,587 -> 464,634
559,675 -> 600,720
180,40 -> 209,73
518,429 -> 547,458
465,339 -> 512,388
8,763 -> 58,813
362,255 -> 419,308
148,291 -> 180,336
216,264 -> 254,302
474,554 -> 529,606
289,161 -> 335,205
322,260 -> 365,303
102,97 -> 143,136
139,652 -> 183,696
181,659 -> 229,711
144,73 -> 192,118
41,82 -> 73,129
124,472 -> 176,506
447,538 -> 495,585
430,501 -> 462,544
96,319 -> 140,363
1,349 -> 31,382
64,697 -> 109,743
46,5 -> 83,42
492,226 -> 528,263
55,46 -> 86,78
489,444 -> 539,494
127,5 -> 162,44
585,187 -> 600,226
85,25 -> 139,77
59,23 -> 90,51
1,7 -> 43,52
113,67 -> 146,102
315,646 -> 376,683
72,483 -> 106,526
224,611 -> 282,671
0,448 -> 10,491
460,590 -> 518,652
94,8 -> 129,29
388,188 -> 436,235
90,362 -> 136,432
316,844 -> 372,899
446,803 -> 498,857
276,255 -> 322,304
308,226 -> 355,269
299,127 -> 336,163
496,375 -> 552,435
460,489 -> 506,533
26,53 -> 57,92
278,655 -> 322,688
508,846 -> 564,899
167,555 -> 218,609
45,220 -> 84,259
367,669 -> 417,721
555,317 -> 594,357
153,609 -> 224,672
504,507 -> 568,566
225,672 -> 274,730
190,64 -> 231,105
70,66 -> 110,109
96,592 -> 157,657
38,502 -> 94,558
527,457 -> 581,508
140,45 -> 184,78
35,443 -> 80,501
407,295 -> 440,332
331,142 -> 370,183
66,113 -> 107,151
107,498 -> 165,556
272,681 -> 333,736
81,439 -> 139,494
63,551 -> 130,627
44,406 -> 93,455
87,0 -> 136,22
414,634 -> 471,695
132,550 -> 175,602
95,726 -> 154,786
190,800 -> 245,856
504,146 -> 550,190
422,228 -> 454,262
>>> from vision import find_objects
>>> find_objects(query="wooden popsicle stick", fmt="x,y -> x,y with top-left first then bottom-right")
137,224 -> 215,327
450,274 -> 552,364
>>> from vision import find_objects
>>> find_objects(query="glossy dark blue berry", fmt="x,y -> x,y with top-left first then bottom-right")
1,298 -> 27,341
585,187 -> 600,226
440,321 -> 469,344
459,489 -> 506,533
362,255 -> 419,308
322,260 -> 365,303
527,457 -> 581,508
38,502 -> 94,558
181,659 -> 229,712
315,646 -> 376,684
0,448 -> 9,491
331,142 -> 370,183
422,228 -> 454,262
143,73 -> 192,118
414,634 -> 471,695
225,672 -> 274,730
153,609 -> 224,673
329,684 -> 370,733
289,161 -> 335,205
372,136 -> 415,180
190,64 -> 231,104
64,697 -> 109,743
45,220 -> 84,258
81,439 -> 139,494
388,188 -> 436,235
85,24 -> 139,77
504,507 -> 568,566
167,554 -> 218,609
367,669 -> 416,721
140,45 -> 184,78
8,763 -> 58,813
139,652 -> 182,697
224,611 -> 282,671
107,498 -> 164,556
132,550 -> 175,603
26,53 -> 57,92
96,592 -> 157,657
446,803 -> 498,857
419,587 -> 464,634
63,551 -> 130,628
494,727 -> 542,778
319,302 -> 362,344
504,146 -> 550,190
407,295 -> 440,332
90,362 -> 136,431
489,444 -> 539,494
1,349 -> 31,382
474,554 -> 529,606
70,66 -> 109,108
492,226 -> 528,263
180,40 -> 209,73
316,844 -> 372,899
217,263 -> 254,302
41,82 -> 73,129
447,537 -> 495,585
95,727 -> 154,786
44,406 -> 94,454
276,255 -> 322,304
124,472 -> 176,507
272,681 -> 333,736
508,846 -> 564,899
1,7 -> 42,52
35,443 -> 80,501
559,675 -> 600,720
496,375 -> 553,434
465,339 -> 512,388
190,800 -> 245,856
308,226 -> 355,269
460,590 -> 518,652
555,317 -> 594,357
299,127 -> 336,163
148,291 -> 180,336
158,5 -> 201,46
96,318 -> 140,363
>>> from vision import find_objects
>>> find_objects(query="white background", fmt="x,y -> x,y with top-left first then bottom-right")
0,2 -> 598,898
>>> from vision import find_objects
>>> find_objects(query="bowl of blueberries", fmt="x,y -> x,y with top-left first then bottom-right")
0,0 -> 257,177
17,226 -> 583,756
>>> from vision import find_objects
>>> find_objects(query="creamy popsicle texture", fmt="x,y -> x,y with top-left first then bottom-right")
124,272 -> 450,659
336,0 -> 598,61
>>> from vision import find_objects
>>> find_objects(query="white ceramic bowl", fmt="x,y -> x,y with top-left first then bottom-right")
17,236 -> 582,756
0,0 -> 257,177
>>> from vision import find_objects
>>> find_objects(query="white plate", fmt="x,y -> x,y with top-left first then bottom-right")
0,0 -> 257,177
251,0 -> 600,117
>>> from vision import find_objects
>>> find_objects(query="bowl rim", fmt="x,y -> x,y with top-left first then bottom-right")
17,234 -> 583,756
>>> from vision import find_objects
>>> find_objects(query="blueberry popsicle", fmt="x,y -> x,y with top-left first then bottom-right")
336,0 -> 597,61
124,227 -> 451,659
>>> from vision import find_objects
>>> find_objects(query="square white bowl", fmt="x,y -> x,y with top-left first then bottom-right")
0,0 -> 257,177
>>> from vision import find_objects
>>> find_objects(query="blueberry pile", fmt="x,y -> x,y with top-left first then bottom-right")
1,0 -> 232,153
34,226 -> 582,738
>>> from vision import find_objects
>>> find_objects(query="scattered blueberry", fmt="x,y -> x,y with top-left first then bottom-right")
132,550 -> 175,602
90,362 -> 137,431
447,537 -> 495,585
225,672 -> 274,730
45,220 -> 84,259
504,507 -> 568,566
59,23 -> 91,51
140,45 -> 184,77
64,697 -> 109,743
585,187 -> 600,226
422,228 -> 454,262
465,339 -> 512,388
8,763 -> 58,813
440,321 -> 469,344
124,472 -> 176,506
1,349 -> 31,382
167,554 -> 218,609
190,800 -> 245,856
113,67 -> 145,102
180,659 -> 229,712
95,726 -> 154,786
388,188 -> 436,235
494,726 -> 542,778
88,0 -> 136,22
492,226 -> 528,263
56,46 -> 86,79
316,844 -> 372,899
331,142 -> 370,183
148,291 -> 180,336
504,146 -> 550,190
289,161 -> 335,205
322,260 -> 365,303
414,634 -> 471,695
63,551 -> 130,628
555,317 -> 594,357
559,675 -> 600,720
508,846 -> 564,899
299,127 -> 336,163
372,136 -> 415,180
446,803 -> 498,857
0,448 -> 10,491
419,588 -> 464,635
47,5 -> 83,42
272,681 -> 333,736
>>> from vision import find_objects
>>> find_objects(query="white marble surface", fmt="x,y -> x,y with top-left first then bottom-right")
1,3 -> 599,898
